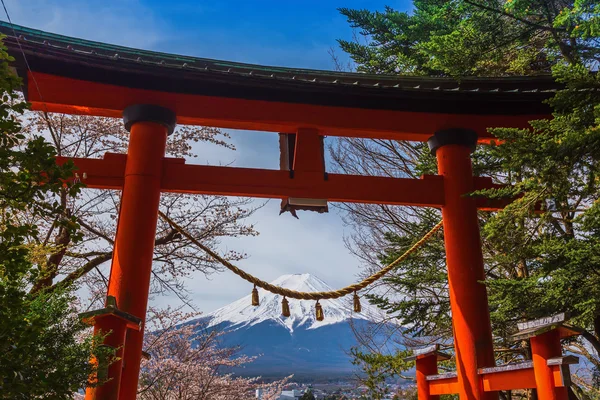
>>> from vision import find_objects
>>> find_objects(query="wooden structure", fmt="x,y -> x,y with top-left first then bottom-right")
410,313 -> 579,400
1,22 -> 567,400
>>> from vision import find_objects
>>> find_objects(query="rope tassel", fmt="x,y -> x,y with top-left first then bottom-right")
251,286 -> 259,306
315,301 -> 324,321
281,297 -> 290,317
353,292 -> 361,313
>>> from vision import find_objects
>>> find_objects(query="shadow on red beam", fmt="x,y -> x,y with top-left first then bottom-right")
28,72 -> 546,143
56,154 -> 510,209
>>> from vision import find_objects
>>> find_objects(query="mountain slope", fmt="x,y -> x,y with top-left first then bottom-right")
194,274 -> 389,378
206,273 -> 381,332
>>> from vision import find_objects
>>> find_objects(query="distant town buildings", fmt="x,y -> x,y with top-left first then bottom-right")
279,389 -> 303,399
256,388 -> 302,399
256,388 -> 303,400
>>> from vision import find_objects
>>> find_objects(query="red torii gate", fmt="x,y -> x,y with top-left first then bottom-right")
2,22 -> 565,400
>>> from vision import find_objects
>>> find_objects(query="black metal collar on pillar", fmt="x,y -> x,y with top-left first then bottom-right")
123,104 -> 177,135
427,128 -> 478,155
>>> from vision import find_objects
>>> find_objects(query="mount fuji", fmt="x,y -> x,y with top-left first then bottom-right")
194,274 -> 385,378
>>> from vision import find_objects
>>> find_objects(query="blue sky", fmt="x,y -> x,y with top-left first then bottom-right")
7,0 -> 412,69
6,0 -> 412,312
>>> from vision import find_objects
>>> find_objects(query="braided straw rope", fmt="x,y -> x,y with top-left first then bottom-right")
159,211 -> 443,300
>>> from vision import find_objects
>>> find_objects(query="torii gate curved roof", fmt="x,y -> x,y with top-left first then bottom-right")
0,21 -> 558,141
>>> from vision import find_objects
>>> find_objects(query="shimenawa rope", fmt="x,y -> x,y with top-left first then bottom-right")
159,210 -> 442,305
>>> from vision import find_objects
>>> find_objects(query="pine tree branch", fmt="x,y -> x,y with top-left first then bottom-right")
463,0 -> 565,33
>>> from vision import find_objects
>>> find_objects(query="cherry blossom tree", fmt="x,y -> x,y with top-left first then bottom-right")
20,111 -> 259,307
138,307 -> 290,400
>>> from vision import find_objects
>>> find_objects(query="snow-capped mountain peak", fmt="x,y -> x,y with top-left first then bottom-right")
206,274 -> 380,333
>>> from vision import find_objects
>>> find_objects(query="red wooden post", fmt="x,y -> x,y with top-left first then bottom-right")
530,329 -> 568,400
409,345 -> 450,400
85,105 -> 176,400
416,355 -> 439,400
429,129 -> 496,400
81,297 -> 142,400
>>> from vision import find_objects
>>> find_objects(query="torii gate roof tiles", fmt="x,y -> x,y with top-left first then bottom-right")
0,21 -> 558,140
1,21 -> 559,114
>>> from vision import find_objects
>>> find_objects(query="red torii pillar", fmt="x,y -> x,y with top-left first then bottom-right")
428,129 -> 496,400
86,105 -> 176,400
531,329 -> 569,400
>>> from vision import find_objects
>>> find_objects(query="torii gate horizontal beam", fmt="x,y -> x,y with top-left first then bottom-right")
29,72 -> 546,142
57,153 -> 506,209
